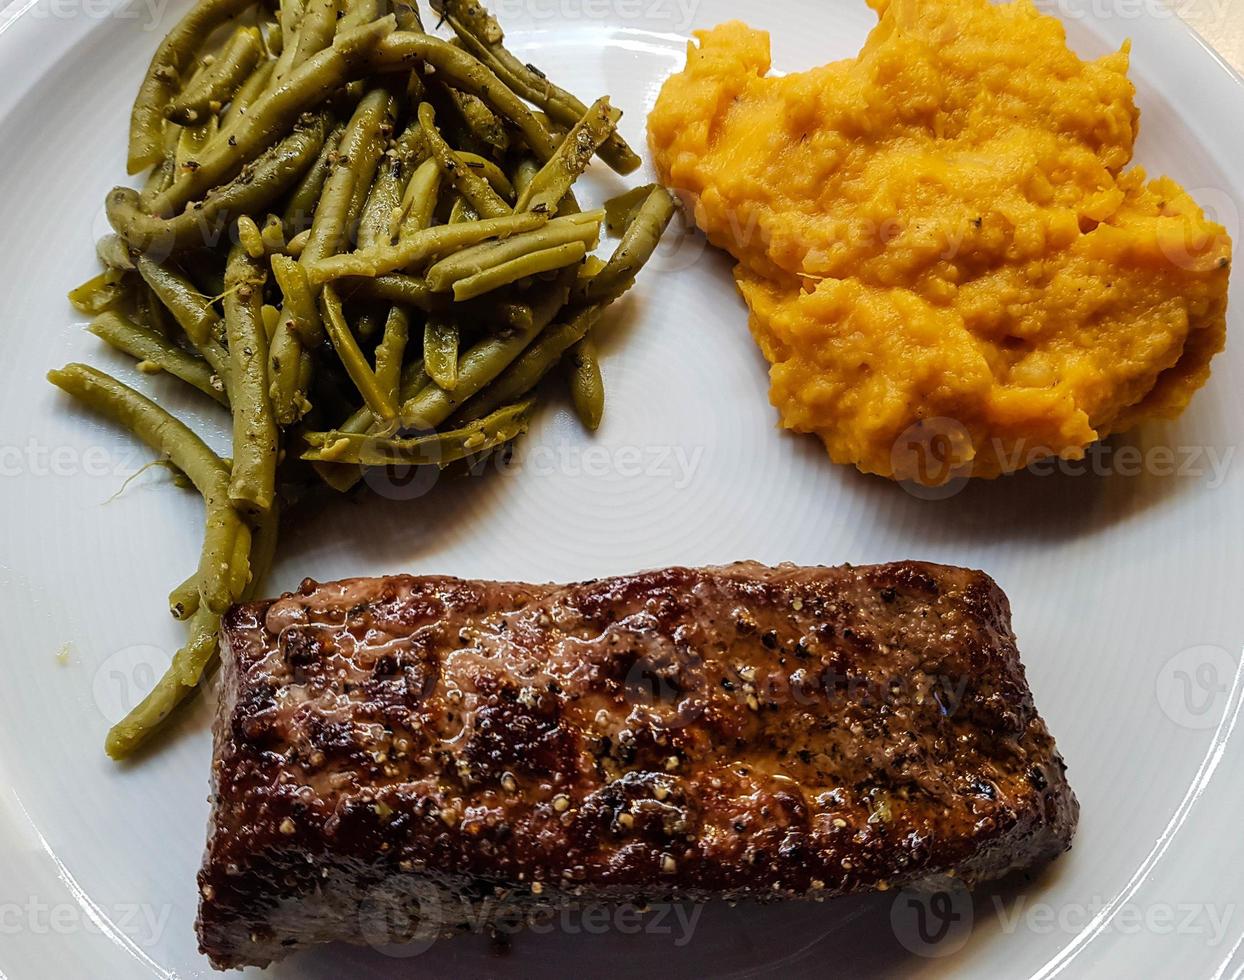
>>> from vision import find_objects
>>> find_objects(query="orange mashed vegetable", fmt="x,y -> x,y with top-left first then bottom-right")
648,0 -> 1231,482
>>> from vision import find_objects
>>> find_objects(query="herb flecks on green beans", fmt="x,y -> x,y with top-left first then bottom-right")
60,0 -> 671,760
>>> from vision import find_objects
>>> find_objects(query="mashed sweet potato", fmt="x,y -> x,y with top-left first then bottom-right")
648,0 -> 1231,483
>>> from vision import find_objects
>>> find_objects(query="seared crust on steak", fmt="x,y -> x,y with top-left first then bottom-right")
198,561 -> 1077,968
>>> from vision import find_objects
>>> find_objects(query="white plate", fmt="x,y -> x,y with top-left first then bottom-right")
1,0 -> 1243,976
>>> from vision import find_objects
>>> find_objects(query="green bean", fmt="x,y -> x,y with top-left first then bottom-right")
516,98 -> 619,214
88,311 -> 228,406
448,196 -> 478,225
393,0 -> 423,31
285,229 -> 310,255
260,213 -> 287,252
511,157 -> 539,199
169,571 -> 199,619
243,498 -> 280,603
270,91 -> 394,421
574,186 -> 675,306
237,214 -> 265,258
261,16 -> 283,55
44,364 -> 226,491
489,300 -> 537,333
175,113 -> 219,172
267,255 -> 319,423
305,398 -> 534,466
309,210 -> 545,284
172,607 -> 224,691
269,254 -> 322,346
283,122 -> 344,236
427,210 -> 601,292
289,0 -> 338,73
261,303 -> 281,342
69,273 -> 132,316
106,493 -> 277,759
136,263 -> 218,353
320,283 -> 398,421
294,350 -> 315,406
341,275 -> 534,330
221,58 -> 276,135
358,174 -> 408,250
456,151 -> 514,200
308,355 -> 430,487
151,17 -> 395,215
167,26 -> 264,124
268,254 -> 320,420
418,103 -> 510,219
357,123 -> 427,249
358,306 -> 382,339
443,87 -> 509,154
140,152 -> 177,212
603,184 -> 653,234
126,0 -> 257,173
342,93 -> 400,234
138,281 -> 174,337
102,613 -> 213,759
457,304 -> 602,422
269,0 -> 305,83
45,363 -> 241,614
339,272 -> 441,310
366,32 -> 557,162
360,119 -> 422,409
224,520 -> 254,604
431,0 -> 641,175
314,94 -> 395,265
223,246 -> 279,514
317,384 -> 412,446
399,270 -> 573,427
397,157 -> 442,239
579,255 -> 606,279
133,259 -> 219,349
265,250 -> 326,388
375,306 -> 410,405
134,256 -> 231,392
452,240 -> 586,302
180,249 -> 227,298
275,0 -> 301,39
424,318 -> 459,390
94,235 -> 135,273
107,574 -> 228,755
74,0 -> 673,763
340,0 -> 382,32
109,113 -> 329,255
193,499 -> 243,615
568,335 -> 604,430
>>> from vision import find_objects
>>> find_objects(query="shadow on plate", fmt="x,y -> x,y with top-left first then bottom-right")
279,422 -> 1203,578
841,426 -> 1203,548
266,859 -> 1074,978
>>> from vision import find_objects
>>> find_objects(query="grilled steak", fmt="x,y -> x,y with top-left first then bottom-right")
198,561 -> 1077,968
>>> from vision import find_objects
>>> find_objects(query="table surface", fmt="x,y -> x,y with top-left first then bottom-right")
1177,0 -> 1244,71
0,0 -> 1238,70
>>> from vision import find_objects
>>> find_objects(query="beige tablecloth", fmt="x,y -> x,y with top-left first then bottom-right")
1178,1 -> 1244,72
0,1 -> 1238,75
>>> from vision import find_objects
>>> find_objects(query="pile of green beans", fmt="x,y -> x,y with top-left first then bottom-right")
52,0 -> 675,760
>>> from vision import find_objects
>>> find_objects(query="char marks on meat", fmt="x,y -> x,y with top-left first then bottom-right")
198,561 -> 1078,968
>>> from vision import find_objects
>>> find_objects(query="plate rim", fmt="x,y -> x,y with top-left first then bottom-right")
1,1 -> 1243,976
